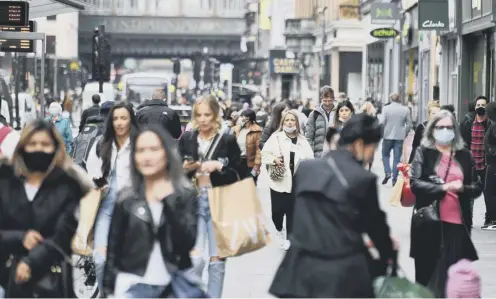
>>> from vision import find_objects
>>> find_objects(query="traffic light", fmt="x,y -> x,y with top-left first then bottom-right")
193,56 -> 201,83
173,59 -> 181,75
92,27 -> 111,82
214,61 -> 221,84
99,36 -> 111,82
204,59 -> 213,84
92,28 -> 100,80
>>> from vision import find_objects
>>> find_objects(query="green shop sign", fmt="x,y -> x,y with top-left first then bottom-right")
370,28 -> 399,38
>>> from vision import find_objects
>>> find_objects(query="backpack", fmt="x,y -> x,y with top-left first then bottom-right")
0,126 -> 12,155
72,123 -> 104,170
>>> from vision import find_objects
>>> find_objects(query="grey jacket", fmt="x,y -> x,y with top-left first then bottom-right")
382,102 -> 412,140
305,104 -> 334,157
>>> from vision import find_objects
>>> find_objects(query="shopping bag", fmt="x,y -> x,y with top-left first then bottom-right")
71,188 -> 103,256
389,174 -> 404,207
208,177 -> 271,258
398,163 -> 416,207
374,257 -> 435,298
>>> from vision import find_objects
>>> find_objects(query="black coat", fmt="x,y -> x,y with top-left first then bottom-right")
269,150 -> 394,298
179,130 -> 242,187
0,163 -> 89,297
136,100 -> 182,139
410,146 -> 482,259
79,104 -> 100,133
103,185 -> 197,296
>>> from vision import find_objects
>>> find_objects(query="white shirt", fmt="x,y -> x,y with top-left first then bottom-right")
237,128 -> 249,156
24,183 -> 39,202
85,137 -> 132,192
114,200 -> 171,296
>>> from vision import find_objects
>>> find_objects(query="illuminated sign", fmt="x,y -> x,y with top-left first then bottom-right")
370,28 -> 399,38
0,1 -> 29,27
0,21 -> 35,53
269,50 -> 299,74
371,3 -> 400,24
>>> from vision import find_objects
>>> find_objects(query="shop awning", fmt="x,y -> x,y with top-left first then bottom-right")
29,0 -> 94,19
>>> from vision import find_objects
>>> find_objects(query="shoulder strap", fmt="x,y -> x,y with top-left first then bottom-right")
205,133 -> 223,161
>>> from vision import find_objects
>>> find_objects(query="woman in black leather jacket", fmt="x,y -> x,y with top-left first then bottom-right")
410,110 -> 481,297
103,126 -> 198,298
179,95 -> 242,298
0,120 -> 92,298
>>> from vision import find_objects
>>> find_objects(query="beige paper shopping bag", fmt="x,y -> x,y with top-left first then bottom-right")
389,174 -> 405,207
208,178 -> 271,258
72,188 -> 102,256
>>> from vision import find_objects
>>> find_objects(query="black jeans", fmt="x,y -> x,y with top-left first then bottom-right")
477,168 -> 488,220
484,165 -> 496,221
270,188 -> 295,238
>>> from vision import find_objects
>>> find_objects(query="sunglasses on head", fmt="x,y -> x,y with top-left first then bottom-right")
435,125 -> 454,130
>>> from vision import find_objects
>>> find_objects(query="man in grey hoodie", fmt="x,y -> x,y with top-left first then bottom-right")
305,86 -> 336,157
381,93 -> 412,186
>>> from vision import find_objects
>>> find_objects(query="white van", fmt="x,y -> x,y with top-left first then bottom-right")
82,82 -> 115,111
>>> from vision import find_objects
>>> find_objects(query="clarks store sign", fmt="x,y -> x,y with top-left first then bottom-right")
418,0 -> 449,31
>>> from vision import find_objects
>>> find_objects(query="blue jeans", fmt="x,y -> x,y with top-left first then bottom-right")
382,139 -> 403,184
123,283 -> 166,298
192,187 -> 225,298
93,178 -> 118,293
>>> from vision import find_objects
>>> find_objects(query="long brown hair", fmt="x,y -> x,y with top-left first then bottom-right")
11,119 -> 72,177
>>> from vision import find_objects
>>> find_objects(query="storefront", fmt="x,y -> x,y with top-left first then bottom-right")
366,41 -> 385,102
401,5 -> 419,106
459,0 -> 494,116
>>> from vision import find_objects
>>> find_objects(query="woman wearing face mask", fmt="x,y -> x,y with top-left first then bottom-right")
179,95 -> 242,298
410,110 -> 481,296
85,102 -> 139,295
0,120 -> 92,297
103,126 -> 198,298
332,100 -> 355,129
408,101 -> 441,163
234,109 -> 263,181
261,110 -> 314,251
269,114 -> 395,298
46,102 -> 73,154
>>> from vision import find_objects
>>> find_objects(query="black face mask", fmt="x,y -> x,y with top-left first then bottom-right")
476,107 -> 486,116
21,151 -> 55,172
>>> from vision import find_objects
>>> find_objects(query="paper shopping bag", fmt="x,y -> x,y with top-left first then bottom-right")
389,174 -> 404,207
208,178 -> 271,258
72,188 -> 103,256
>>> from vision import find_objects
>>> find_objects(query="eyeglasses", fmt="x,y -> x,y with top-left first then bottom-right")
435,125 -> 454,130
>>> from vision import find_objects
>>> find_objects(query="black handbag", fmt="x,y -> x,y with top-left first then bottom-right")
412,150 -> 453,228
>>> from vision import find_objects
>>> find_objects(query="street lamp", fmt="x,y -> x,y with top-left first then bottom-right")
318,6 -> 328,91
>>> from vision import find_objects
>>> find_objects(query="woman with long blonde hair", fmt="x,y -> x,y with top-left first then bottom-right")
261,110 -> 314,250
179,95 -> 243,298
0,119 -> 92,297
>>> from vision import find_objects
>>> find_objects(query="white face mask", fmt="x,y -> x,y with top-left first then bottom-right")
283,126 -> 296,133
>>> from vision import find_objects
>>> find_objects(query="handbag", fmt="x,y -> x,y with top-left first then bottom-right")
267,136 -> 285,181
412,150 -> 453,227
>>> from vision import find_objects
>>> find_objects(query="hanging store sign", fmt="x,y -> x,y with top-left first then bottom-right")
370,3 -> 400,24
370,28 -> 399,38
269,50 -> 299,74
418,0 -> 449,31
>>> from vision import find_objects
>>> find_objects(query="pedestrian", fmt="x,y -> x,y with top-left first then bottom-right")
136,89 -> 182,139
0,119 -> 92,297
460,96 -> 490,229
259,102 -> 289,150
46,102 -> 73,154
0,115 -> 20,159
233,109 -> 262,182
179,95 -> 243,298
410,110 -> 480,296
85,102 -> 139,295
261,110 -> 314,250
482,101 -> 496,230
332,99 -> 355,130
305,86 -> 335,157
79,94 -> 101,133
269,114 -> 395,298
409,101 -> 441,163
445,259 -> 481,298
103,126 -> 199,298
381,93 -> 412,186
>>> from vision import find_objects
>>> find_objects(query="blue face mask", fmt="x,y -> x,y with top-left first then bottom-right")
433,128 -> 455,145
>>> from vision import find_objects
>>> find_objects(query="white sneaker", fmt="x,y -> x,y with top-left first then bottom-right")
282,240 -> 291,251
275,231 -> 285,248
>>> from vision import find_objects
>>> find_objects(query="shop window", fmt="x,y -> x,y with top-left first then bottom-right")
482,0 -> 491,15
472,0 -> 482,19
462,0 -> 472,22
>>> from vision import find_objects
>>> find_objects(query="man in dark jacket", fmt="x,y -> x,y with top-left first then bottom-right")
79,94 -> 101,133
136,89 -> 182,139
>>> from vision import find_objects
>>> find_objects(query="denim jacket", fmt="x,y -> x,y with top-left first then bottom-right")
46,116 -> 73,153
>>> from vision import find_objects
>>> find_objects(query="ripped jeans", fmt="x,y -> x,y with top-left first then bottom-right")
191,187 -> 226,298
93,181 -> 118,293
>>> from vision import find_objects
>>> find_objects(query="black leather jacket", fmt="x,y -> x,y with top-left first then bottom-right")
103,185 -> 198,296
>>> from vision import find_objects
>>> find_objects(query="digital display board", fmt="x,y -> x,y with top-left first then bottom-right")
0,21 -> 35,53
0,1 -> 29,27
